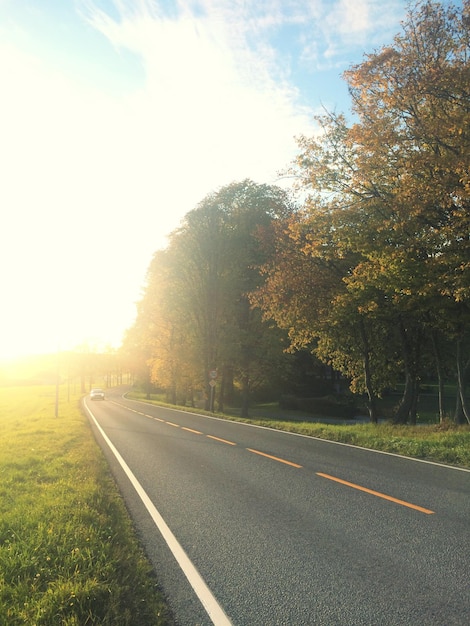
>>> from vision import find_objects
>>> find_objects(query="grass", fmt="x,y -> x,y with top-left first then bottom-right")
127,392 -> 470,469
0,385 -> 174,626
241,419 -> 470,468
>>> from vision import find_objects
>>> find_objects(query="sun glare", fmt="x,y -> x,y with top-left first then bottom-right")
0,0 -> 406,367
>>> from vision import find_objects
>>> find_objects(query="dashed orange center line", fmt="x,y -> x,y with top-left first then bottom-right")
247,448 -> 302,468
114,402 -> 436,516
206,435 -> 237,446
182,427 -> 203,435
316,472 -> 435,515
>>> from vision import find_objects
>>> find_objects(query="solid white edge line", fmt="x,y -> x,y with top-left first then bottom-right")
120,395 -> 470,474
84,400 -> 233,626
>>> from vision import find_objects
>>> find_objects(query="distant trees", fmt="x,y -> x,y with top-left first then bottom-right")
126,180 -> 295,416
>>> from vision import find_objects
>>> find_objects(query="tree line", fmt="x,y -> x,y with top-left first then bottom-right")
123,1 -> 470,424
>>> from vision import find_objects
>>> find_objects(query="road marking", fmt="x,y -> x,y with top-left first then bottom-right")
316,472 -> 435,515
247,448 -> 302,468
119,398 -> 470,473
166,421 -> 180,428
207,435 -> 237,446
182,427 -> 203,435
85,401 -> 233,626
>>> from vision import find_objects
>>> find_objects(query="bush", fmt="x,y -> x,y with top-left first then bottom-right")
279,394 -> 357,418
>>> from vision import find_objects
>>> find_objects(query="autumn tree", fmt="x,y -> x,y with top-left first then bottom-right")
255,0 -> 470,423
252,193 -> 397,423
143,249 -> 199,403
343,0 -> 470,421
129,180 -> 294,415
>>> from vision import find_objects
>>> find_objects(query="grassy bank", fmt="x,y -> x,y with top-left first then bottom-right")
242,418 -> 470,468
0,385 -> 173,626
128,392 -> 470,469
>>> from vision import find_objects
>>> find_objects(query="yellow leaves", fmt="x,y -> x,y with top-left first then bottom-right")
357,300 -> 379,315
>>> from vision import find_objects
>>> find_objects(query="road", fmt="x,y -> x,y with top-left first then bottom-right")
83,388 -> 470,625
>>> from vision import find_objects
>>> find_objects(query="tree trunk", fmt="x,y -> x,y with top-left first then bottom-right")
204,382 -> 210,411
409,378 -> 419,425
359,319 -> 378,423
431,331 -> 445,422
394,319 -> 422,424
394,320 -> 413,423
217,366 -> 226,413
454,388 -> 464,423
456,339 -> 470,424
240,373 -> 250,418
145,371 -> 151,400
395,370 -> 414,424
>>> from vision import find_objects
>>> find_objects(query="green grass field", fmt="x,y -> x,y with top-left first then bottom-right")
0,385 -> 174,626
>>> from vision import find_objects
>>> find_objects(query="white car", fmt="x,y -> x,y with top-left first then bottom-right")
90,388 -> 105,400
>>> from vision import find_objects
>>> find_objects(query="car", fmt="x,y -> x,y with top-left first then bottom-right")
90,388 -> 105,400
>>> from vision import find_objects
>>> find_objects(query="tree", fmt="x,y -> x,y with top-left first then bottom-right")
213,181 -> 294,415
144,249 -> 199,404
129,180 -> 295,415
343,0 -> 470,422
256,0 -> 470,422
252,205 -> 401,423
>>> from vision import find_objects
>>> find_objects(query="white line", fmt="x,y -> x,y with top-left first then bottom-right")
84,400 -> 232,626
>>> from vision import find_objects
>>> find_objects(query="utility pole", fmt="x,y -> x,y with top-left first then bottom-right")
55,349 -> 59,417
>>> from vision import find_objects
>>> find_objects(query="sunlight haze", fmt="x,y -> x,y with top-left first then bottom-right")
0,0 -> 407,360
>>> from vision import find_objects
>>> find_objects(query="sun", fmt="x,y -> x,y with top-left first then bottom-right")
0,278 -> 127,362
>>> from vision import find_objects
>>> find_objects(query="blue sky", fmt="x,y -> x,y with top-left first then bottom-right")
0,0 -> 411,359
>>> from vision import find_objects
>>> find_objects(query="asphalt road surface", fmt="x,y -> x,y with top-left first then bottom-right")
83,388 -> 470,625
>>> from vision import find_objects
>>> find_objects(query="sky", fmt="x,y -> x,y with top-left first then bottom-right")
0,0 -> 410,360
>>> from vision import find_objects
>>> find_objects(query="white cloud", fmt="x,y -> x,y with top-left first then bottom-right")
81,0 -> 315,185
296,0 -> 404,70
329,0 -> 371,36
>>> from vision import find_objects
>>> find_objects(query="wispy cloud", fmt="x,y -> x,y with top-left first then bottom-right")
81,0 -> 404,97
319,0 -> 404,66
80,0 -> 315,188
